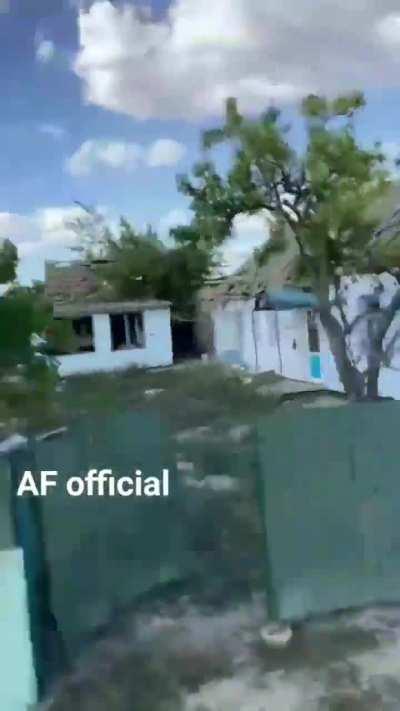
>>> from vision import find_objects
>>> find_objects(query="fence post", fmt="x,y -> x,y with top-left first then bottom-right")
9,443 -> 67,700
254,422 -> 280,622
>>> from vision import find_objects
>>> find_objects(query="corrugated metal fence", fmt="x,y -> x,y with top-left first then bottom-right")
4,400 -> 400,699
4,410 -> 197,697
257,401 -> 400,622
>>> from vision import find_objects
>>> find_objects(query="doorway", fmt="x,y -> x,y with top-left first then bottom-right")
307,310 -> 322,381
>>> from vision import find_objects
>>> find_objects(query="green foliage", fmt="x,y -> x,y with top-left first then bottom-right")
302,92 -> 365,121
253,220 -> 287,267
159,244 -> 212,316
85,218 -> 213,318
0,285 -> 62,430
0,290 -> 36,366
98,219 -> 168,299
0,239 -> 18,284
68,202 -> 113,258
177,92 -> 391,287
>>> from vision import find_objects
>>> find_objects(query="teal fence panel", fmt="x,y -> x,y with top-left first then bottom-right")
26,410 -> 195,658
257,401 -> 400,622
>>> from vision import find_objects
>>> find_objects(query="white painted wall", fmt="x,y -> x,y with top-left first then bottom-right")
0,548 -> 37,711
57,308 -> 173,377
212,273 -> 400,399
213,299 -> 314,380
321,273 -> 400,398
253,310 -> 282,374
213,300 -> 256,368
276,309 -> 312,381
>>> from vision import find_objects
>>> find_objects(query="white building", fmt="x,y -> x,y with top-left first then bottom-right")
53,300 -> 173,377
209,273 -> 400,400
45,261 -> 173,377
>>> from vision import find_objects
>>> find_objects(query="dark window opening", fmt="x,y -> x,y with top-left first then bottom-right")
255,292 -> 273,311
171,320 -> 202,362
110,313 -> 144,351
307,310 -> 320,354
45,316 -> 94,355
72,316 -> 94,353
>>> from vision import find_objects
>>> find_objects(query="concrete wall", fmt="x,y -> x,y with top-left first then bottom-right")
57,308 -> 173,377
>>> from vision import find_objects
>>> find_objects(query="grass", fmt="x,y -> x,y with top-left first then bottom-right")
1,361 -> 281,439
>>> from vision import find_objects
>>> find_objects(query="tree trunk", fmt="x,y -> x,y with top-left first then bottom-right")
365,319 -> 382,401
319,307 -> 365,401
366,366 -> 379,400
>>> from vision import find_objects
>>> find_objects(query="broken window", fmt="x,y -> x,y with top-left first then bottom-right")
110,313 -> 145,350
45,316 -> 94,355
72,316 -> 94,353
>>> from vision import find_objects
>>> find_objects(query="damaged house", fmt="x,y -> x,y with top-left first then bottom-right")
200,224 -> 400,400
45,261 -> 173,376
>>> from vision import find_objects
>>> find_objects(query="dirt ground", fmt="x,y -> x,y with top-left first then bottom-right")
45,591 -> 400,710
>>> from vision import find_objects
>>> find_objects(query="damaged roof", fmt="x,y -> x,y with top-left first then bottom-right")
54,300 -> 171,318
45,261 -> 99,301
200,223 -> 304,302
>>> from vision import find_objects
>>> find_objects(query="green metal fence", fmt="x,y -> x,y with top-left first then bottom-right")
7,399 -> 400,698
257,401 -> 400,622
6,410 -> 199,695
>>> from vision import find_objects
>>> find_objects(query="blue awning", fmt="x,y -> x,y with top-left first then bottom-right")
256,288 -> 319,311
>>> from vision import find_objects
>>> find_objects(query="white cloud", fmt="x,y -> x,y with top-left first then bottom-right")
66,139 -> 143,176
66,137 -> 186,176
158,208 -> 191,242
38,123 -> 67,140
0,206 -> 93,282
33,206 -> 88,245
74,0 -> 400,121
380,141 -> 400,171
0,205 -> 118,283
36,39 -> 55,64
219,211 -> 271,275
376,14 -> 400,46
0,213 -> 32,243
146,139 -> 186,167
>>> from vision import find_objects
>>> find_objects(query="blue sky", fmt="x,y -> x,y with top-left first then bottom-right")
2,0 -> 400,282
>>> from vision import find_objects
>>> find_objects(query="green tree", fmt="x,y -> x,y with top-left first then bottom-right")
0,246 -> 63,431
176,93 -> 400,400
0,238 -> 18,283
71,211 -> 213,319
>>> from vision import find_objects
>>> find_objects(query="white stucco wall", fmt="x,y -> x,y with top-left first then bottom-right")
213,299 -> 314,380
212,274 -> 400,398
57,308 -> 173,377
253,310 -> 282,374
213,300 -> 256,368
275,309 -> 313,381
